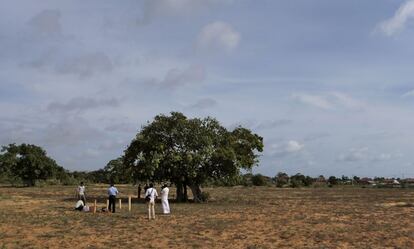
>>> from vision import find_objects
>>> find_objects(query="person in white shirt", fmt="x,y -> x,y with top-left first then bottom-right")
161,184 -> 170,214
75,199 -> 84,211
77,182 -> 86,204
107,183 -> 119,213
145,183 -> 158,219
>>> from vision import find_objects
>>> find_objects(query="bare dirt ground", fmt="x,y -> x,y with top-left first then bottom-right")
0,185 -> 413,249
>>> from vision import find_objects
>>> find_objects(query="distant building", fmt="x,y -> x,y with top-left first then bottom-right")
378,178 -> 400,188
359,177 -> 375,186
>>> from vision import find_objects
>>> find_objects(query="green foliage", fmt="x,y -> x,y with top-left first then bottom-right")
328,176 -> 338,185
275,172 -> 289,187
251,174 -> 268,186
353,176 -> 360,182
290,173 -> 306,188
59,175 -> 79,185
104,157 -> 131,183
205,174 -> 246,187
0,143 -> 65,186
303,176 -> 314,186
123,112 -> 263,201
83,170 -> 106,184
290,179 -> 302,188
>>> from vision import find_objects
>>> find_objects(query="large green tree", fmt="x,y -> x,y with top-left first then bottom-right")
0,143 -> 65,186
123,112 -> 263,202
104,157 -> 132,184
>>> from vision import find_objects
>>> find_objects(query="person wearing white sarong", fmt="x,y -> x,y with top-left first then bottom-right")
145,183 -> 158,220
161,184 -> 170,214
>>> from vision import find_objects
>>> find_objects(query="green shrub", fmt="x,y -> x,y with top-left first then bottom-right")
251,174 -> 268,186
60,176 -> 78,185
290,179 -> 303,188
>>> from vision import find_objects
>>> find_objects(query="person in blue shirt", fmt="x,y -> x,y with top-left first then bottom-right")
107,183 -> 119,213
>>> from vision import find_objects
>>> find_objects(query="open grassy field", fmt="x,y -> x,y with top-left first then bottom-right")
0,185 -> 413,249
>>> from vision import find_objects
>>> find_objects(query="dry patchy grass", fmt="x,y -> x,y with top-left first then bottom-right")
0,185 -> 414,248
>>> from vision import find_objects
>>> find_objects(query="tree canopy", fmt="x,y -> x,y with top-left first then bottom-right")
0,143 -> 66,186
123,112 -> 263,202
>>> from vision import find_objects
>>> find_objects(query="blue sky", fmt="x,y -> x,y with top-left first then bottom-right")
1,0 -> 414,177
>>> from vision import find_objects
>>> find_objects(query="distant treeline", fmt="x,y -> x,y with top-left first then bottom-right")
0,144 -> 129,186
0,143 -> 407,188
210,173 -> 414,188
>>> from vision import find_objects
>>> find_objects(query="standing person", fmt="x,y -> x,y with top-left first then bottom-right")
107,183 -> 119,213
145,183 -> 158,220
161,184 -> 170,214
137,184 -> 142,199
77,182 -> 86,204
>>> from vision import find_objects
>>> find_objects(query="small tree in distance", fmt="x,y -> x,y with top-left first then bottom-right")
251,174 -> 268,186
328,176 -> 338,186
275,172 -> 289,187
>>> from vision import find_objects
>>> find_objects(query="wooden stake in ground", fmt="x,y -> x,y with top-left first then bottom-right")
128,196 -> 131,212
119,198 -> 122,209
106,199 -> 109,210
94,199 -> 97,214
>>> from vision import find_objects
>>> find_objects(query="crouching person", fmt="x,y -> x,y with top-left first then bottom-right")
75,200 -> 84,211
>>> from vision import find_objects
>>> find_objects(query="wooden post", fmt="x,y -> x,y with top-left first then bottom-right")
106,199 -> 109,209
119,198 -> 122,209
128,196 -> 131,212
94,199 -> 97,214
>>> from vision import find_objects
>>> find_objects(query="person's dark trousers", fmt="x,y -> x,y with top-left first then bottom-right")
109,195 -> 116,213
80,195 -> 86,205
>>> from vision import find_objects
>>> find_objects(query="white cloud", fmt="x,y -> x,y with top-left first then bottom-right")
255,119 -> 292,130
196,21 -> 240,53
285,140 -> 304,153
77,148 -> 101,159
104,122 -> 137,133
337,147 -> 369,162
47,97 -> 119,114
292,92 -> 364,111
377,0 -> 414,36
226,119 -> 292,131
159,64 -> 205,88
292,93 -> 333,110
141,0 -> 234,24
401,89 -> 414,98
269,140 -> 304,158
337,148 -> 402,163
330,92 -> 364,110
190,98 -> 218,109
372,152 -> 403,162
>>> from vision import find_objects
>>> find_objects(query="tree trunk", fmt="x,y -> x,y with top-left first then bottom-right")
183,182 -> 188,201
24,178 -> 35,187
175,181 -> 185,202
189,184 -> 203,203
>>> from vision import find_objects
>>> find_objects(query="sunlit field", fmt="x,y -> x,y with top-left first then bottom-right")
1,185 -> 414,249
